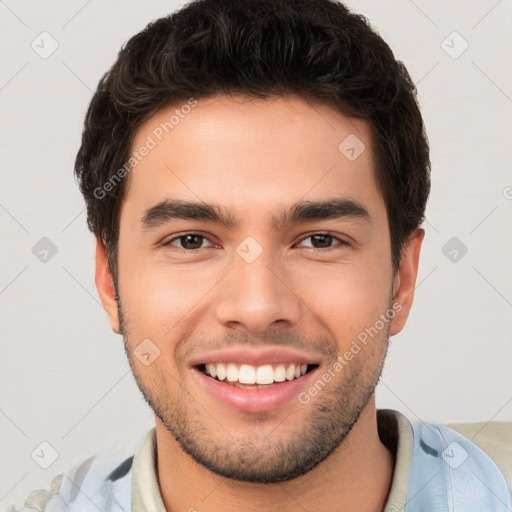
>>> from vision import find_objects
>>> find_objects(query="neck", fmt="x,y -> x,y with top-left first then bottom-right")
155,399 -> 394,512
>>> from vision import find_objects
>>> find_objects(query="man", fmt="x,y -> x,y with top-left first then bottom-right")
11,0 -> 511,511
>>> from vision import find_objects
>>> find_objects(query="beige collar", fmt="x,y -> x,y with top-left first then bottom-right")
131,409 -> 414,512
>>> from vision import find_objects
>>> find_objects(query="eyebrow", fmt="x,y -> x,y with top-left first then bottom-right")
140,197 -> 371,230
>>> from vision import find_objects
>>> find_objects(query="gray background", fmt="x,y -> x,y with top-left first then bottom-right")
1,0 -> 511,509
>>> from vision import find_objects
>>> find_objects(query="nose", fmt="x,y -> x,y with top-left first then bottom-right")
213,247 -> 302,334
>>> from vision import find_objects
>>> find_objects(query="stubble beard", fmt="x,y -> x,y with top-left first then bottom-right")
117,296 -> 390,483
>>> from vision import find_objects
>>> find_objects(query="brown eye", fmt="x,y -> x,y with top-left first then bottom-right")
165,233 -> 212,250
179,234 -> 204,249
297,233 -> 347,249
310,234 -> 333,248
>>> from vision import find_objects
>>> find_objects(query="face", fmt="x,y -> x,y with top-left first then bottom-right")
96,93 -> 422,483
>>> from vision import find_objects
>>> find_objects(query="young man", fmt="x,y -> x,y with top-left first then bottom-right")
12,0 -> 511,511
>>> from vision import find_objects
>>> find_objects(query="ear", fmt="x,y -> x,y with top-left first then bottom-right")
95,238 -> 120,334
389,227 -> 425,336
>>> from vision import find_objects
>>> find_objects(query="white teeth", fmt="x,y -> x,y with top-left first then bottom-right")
256,365 -> 274,385
274,364 -> 286,382
203,362 -> 312,384
216,363 -> 226,381
206,364 -> 216,378
226,363 -> 238,382
238,364 -> 256,384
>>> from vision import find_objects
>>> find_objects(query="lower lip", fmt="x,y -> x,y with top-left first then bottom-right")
192,367 -> 318,413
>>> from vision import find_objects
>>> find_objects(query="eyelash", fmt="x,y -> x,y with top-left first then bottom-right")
162,232 -> 350,251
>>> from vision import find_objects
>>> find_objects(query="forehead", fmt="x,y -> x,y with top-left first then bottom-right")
122,93 -> 384,225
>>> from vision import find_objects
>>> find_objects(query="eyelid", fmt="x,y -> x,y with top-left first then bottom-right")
162,232 -> 217,249
162,231 -> 350,251
294,232 -> 350,249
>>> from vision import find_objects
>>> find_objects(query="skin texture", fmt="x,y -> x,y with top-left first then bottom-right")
95,93 -> 424,511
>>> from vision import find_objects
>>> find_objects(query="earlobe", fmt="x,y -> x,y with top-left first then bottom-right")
95,238 -> 121,334
389,228 -> 425,336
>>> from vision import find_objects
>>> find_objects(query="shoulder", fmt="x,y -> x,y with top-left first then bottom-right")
392,410 -> 512,509
447,421 -> 512,491
6,435 -> 144,512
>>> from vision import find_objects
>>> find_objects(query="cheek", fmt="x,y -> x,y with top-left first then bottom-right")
291,260 -> 391,347
118,254 -> 221,337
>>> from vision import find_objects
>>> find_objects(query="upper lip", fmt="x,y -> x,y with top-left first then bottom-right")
189,347 -> 321,367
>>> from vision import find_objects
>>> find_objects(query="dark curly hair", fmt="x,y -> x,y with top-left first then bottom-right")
75,0 -> 430,287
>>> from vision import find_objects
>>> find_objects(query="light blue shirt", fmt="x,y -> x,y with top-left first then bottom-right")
9,409 -> 512,512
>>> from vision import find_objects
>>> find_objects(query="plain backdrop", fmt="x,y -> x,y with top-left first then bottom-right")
1,0 -> 511,509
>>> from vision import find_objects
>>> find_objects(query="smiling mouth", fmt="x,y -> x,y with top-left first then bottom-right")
196,362 -> 319,389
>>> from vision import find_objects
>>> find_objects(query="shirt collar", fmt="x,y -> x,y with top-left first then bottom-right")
131,409 -> 414,512
131,427 -> 167,512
